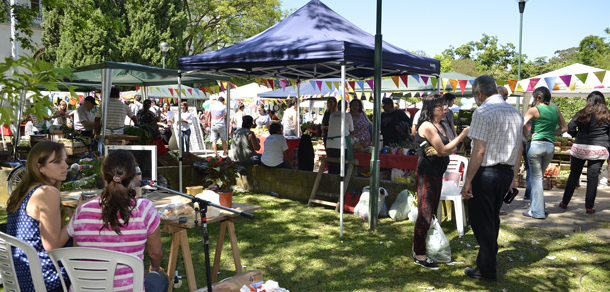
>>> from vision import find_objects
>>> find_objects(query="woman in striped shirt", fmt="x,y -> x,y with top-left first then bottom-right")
66,150 -> 168,292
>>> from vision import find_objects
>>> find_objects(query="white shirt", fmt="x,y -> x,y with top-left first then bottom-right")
74,105 -> 94,131
468,94 -> 523,166
412,110 -> 421,126
326,111 -> 354,149
96,99 -> 135,135
261,134 -> 288,167
179,111 -> 193,131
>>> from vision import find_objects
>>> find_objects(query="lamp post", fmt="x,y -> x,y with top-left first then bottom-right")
515,0 -> 528,113
159,42 -> 169,68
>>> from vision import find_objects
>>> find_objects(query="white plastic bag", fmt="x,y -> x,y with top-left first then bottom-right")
440,180 -> 460,197
389,190 -> 414,221
391,168 -> 406,181
425,215 -> 452,263
407,206 -> 418,222
195,190 -> 222,218
354,186 -> 388,220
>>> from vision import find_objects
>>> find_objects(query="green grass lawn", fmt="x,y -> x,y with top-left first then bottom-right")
1,193 -> 609,292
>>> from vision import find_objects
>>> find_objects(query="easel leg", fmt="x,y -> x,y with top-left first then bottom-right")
211,220 -> 229,283
226,218 -> 243,275
178,230 -> 197,291
166,231 -> 181,292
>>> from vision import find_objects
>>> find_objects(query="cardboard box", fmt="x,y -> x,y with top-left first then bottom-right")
194,270 -> 263,292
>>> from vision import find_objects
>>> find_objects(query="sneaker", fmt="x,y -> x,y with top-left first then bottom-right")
586,208 -> 595,214
414,257 -> 439,270
559,202 -> 568,210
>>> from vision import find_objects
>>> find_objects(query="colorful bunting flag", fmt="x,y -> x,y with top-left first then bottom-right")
559,75 -> 572,87
255,78 -> 262,87
449,79 -> 458,92
544,77 -> 557,94
187,88 -> 193,96
366,79 -> 374,91
348,81 -> 356,92
333,82 -> 340,90
412,74 -> 420,83
553,83 -> 560,91
421,76 -> 429,85
309,81 -> 317,91
219,82 -> 225,92
575,73 -> 588,84
280,80 -> 288,91
430,77 -> 438,89
356,81 -> 366,92
507,80 -> 518,93
527,78 -> 540,91
400,75 -> 409,88
325,81 -> 333,91
316,81 -> 323,91
459,80 -> 468,95
181,89 -> 186,96
594,71 -> 606,83
516,83 -> 525,92
168,88 -> 174,97
391,76 -> 400,88
441,78 -> 449,91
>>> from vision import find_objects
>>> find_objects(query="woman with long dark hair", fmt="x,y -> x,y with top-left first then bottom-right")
522,87 -> 567,219
6,141 -> 72,292
560,91 -> 609,214
66,150 -> 168,292
321,97 -> 338,148
349,98 -> 371,152
413,94 -> 469,270
159,102 -> 174,145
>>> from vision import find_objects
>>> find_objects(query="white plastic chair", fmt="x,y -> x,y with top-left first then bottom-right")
0,231 -> 49,292
437,155 -> 469,237
48,247 -> 144,292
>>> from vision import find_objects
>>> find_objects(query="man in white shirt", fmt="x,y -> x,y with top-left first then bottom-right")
95,88 -> 138,135
461,75 -> 523,282
326,106 -> 354,175
74,96 -> 97,136
150,100 -> 161,117
128,95 -> 143,126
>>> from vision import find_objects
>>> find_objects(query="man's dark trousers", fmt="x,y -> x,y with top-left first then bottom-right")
468,165 -> 513,278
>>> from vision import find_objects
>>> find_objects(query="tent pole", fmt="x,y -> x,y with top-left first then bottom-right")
100,69 -> 113,152
12,90 -> 26,161
226,82 -> 231,146
368,0 -> 382,230
178,74 -> 183,192
340,65 -> 346,238
297,78 -> 300,136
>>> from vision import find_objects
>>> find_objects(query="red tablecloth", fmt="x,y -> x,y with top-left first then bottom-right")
256,136 -> 301,160
353,152 -> 418,170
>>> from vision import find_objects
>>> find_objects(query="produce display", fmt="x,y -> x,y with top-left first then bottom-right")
544,164 -> 559,177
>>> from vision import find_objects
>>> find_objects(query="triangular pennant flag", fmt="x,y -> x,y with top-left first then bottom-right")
274,80 -> 281,90
181,89 -> 186,96
193,88 -> 200,95
325,81 -> 333,91
594,71 -> 606,83
310,81 -> 317,91
449,79 -> 458,92
391,76 -> 400,88
421,76 -> 429,85
412,74 -> 420,83
348,81 -> 356,91
595,84 -> 605,88
507,80 -> 518,93
553,83 -> 560,91
135,84 -> 140,91
431,77 -> 438,89
468,80 -> 474,85
400,75 -> 409,88
255,78 -> 262,87
356,81 -> 366,91
544,77 -> 557,94
333,82 -> 340,90
219,82 -> 226,92
168,88 -> 174,97
366,79 -> 374,91
156,87 -> 162,93
516,83 -> 525,92
575,73 -> 588,84
559,75 -> 572,87
528,78 -> 540,91
441,78 -> 449,90
267,79 -> 275,89
316,81 -> 323,91
458,80 -> 468,95
187,88 -> 193,96
280,80 -> 288,91
420,91 -> 425,97
361,92 -> 366,100
229,82 -> 238,89
212,85 -> 219,93
496,80 -> 506,86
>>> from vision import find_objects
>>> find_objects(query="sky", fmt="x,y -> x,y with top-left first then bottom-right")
280,0 -> 610,61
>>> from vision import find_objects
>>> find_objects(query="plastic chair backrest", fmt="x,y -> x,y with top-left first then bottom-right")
48,247 -> 144,292
448,155 -> 469,185
0,231 -> 49,292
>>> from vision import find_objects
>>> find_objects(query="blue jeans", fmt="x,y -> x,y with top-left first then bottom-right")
144,271 -> 169,292
527,141 -> 554,218
284,129 -> 296,137
523,149 -> 532,199
181,129 -> 191,153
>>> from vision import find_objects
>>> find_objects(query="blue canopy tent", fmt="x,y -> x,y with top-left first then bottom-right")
178,0 -> 440,235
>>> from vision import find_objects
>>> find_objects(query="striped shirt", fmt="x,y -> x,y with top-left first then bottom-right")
468,94 -> 523,167
74,106 -> 94,131
67,198 -> 160,292
209,103 -> 226,127
96,99 -> 135,135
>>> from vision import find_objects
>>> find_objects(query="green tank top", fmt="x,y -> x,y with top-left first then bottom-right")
531,105 -> 559,142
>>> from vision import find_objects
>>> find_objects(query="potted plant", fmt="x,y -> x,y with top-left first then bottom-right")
193,156 -> 245,207
389,143 -> 400,155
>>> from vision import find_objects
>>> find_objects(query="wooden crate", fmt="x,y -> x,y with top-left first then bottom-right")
555,177 -> 569,189
65,147 -> 88,156
543,176 -> 554,190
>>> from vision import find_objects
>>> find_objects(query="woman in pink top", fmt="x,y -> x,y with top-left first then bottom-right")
66,150 -> 168,292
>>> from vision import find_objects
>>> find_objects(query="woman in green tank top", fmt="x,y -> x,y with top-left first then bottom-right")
522,87 -> 568,219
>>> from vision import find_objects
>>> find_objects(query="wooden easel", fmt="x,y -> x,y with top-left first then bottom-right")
308,157 -> 358,211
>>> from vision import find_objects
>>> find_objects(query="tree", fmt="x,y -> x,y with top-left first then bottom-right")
451,59 -> 480,77
183,0 -> 286,55
433,55 -> 453,73
41,0 -> 186,69
578,29 -> 610,70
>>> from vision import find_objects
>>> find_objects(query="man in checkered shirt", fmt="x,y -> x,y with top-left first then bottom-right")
461,75 -> 523,282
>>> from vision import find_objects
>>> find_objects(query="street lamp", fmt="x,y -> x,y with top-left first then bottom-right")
159,42 -> 170,68
515,0 -> 528,113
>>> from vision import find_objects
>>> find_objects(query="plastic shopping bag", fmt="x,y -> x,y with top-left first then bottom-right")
194,190 -> 222,218
354,186 -> 388,220
425,215 -> 452,263
389,189 -> 414,221
440,180 -> 461,198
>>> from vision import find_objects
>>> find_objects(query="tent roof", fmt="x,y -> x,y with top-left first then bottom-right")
67,61 -> 231,87
177,0 -> 440,80
514,63 -> 610,98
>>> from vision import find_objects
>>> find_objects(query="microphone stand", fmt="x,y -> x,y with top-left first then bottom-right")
150,183 -> 255,292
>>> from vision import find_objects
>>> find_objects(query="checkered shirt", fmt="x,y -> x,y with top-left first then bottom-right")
468,94 -> 523,167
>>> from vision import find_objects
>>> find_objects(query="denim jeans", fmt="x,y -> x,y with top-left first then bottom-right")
527,141 -> 555,218
181,129 -> 191,153
522,149 -> 532,199
284,129 -> 297,137
144,271 -> 169,292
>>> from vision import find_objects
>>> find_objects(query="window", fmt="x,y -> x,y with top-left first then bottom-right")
30,0 -> 40,12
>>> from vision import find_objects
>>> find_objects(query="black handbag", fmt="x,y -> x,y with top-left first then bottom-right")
504,188 -> 519,204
